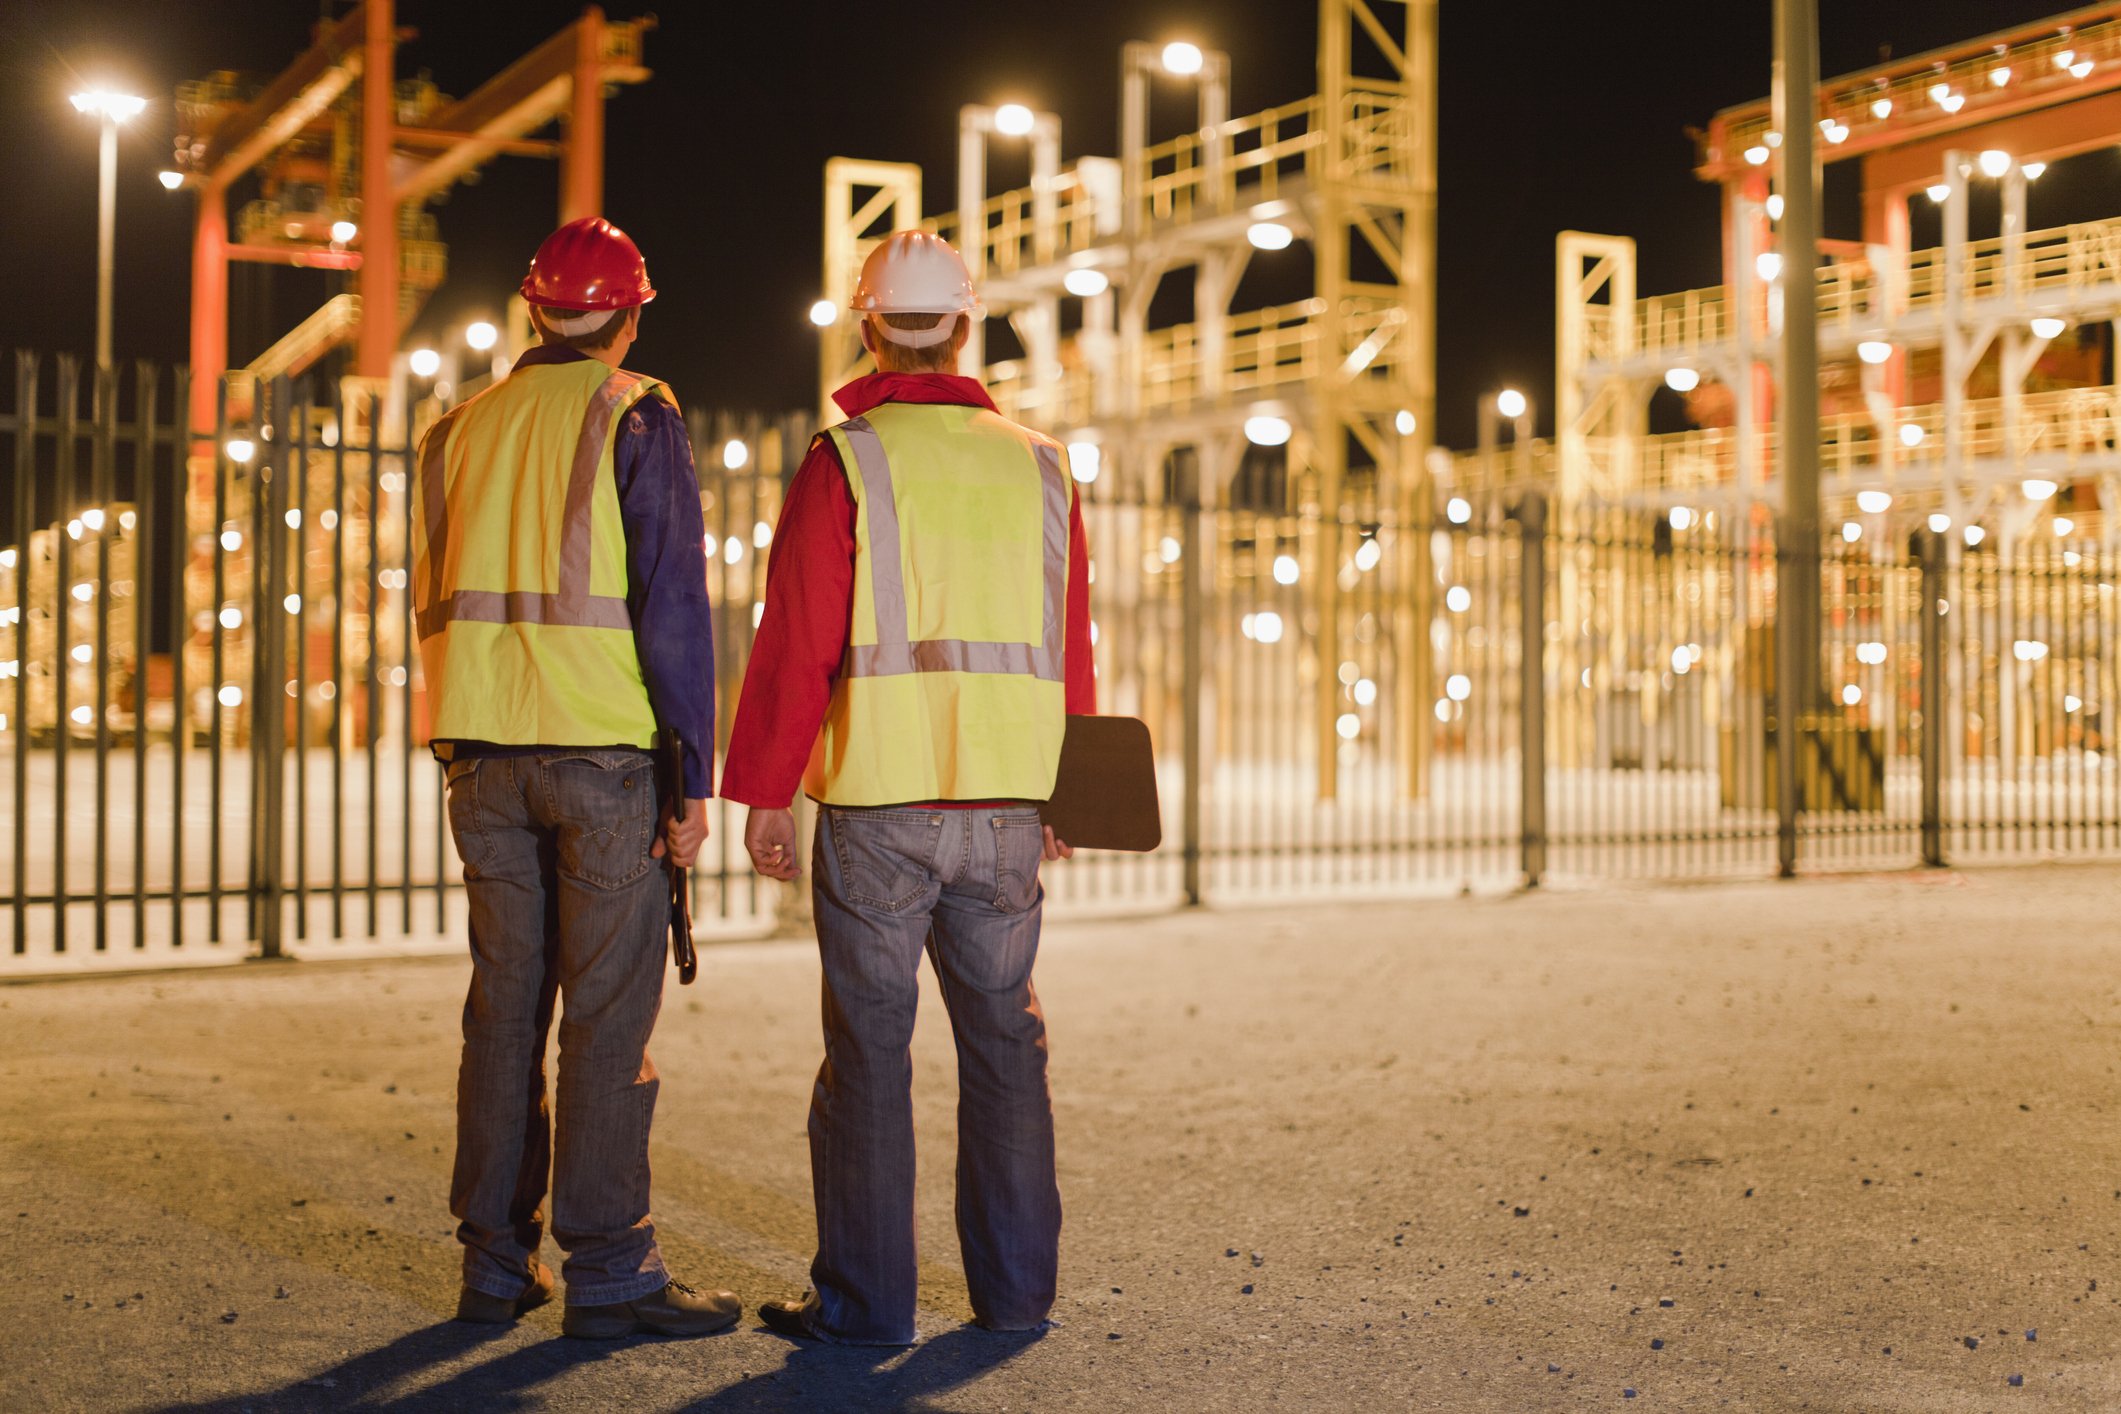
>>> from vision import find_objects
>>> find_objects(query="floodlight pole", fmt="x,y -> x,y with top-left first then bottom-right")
1773,0 -> 1822,876
94,113 -> 118,374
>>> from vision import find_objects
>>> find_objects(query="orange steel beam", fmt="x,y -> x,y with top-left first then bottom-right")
198,6 -> 380,190
356,0 -> 399,379
1695,3 -> 2121,181
561,7 -> 606,221
187,192 -> 227,441
393,126 -> 562,158
1862,86 -> 2121,195
391,8 -> 650,211
226,243 -> 364,271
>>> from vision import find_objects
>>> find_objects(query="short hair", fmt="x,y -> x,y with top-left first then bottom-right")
534,305 -> 632,351
871,312 -> 963,373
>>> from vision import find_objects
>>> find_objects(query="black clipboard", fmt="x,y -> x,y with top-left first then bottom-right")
1039,715 -> 1162,852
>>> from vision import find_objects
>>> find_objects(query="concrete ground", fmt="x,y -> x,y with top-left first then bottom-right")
4,866 -> 2121,1411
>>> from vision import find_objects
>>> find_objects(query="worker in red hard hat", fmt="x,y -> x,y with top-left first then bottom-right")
412,215 -> 736,1339
723,229 -> 1096,1345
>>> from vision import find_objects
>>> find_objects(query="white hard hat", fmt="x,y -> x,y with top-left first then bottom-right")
851,231 -> 983,348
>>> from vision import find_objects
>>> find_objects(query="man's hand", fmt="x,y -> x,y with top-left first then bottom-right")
652,797 -> 710,869
746,807 -> 802,881
1042,825 -> 1074,863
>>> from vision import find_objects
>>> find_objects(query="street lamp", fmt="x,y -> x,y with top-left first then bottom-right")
1478,389 -> 1533,489
70,88 -> 147,373
959,100 -> 1059,375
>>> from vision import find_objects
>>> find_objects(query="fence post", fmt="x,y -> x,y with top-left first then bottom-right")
1774,533 -> 1803,879
1920,527 -> 1947,867
1180,451 -> 1205,907
252,377 -> 290,960
1518,491 -> 1547,887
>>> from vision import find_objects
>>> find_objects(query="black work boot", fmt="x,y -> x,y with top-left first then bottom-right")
561,1279 -> 742,1339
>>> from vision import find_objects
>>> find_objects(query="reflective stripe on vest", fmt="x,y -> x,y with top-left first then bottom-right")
803,400 -> 1071,807
836,415 -> 1070,683
412,360 -> 666,751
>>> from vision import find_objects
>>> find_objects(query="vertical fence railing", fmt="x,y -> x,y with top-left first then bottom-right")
14,346 -> 2121,974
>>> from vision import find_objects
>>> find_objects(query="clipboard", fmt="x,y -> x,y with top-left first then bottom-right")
1039,715 -> 1162,852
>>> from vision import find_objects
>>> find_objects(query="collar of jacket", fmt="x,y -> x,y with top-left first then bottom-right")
832,371 -> 998,418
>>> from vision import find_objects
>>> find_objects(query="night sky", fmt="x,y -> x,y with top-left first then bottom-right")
0,0 -> 2095,447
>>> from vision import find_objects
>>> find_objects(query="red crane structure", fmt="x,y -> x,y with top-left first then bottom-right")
166,2 -> 653,447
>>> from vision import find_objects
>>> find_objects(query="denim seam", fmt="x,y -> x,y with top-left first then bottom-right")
447,760 -> 496,875
563,1261 -> 670,1307
993,817 -> 1041,913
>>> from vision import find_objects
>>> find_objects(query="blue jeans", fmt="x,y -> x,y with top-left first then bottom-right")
802,803 -> 1062,1344
443,749 -> 672,1307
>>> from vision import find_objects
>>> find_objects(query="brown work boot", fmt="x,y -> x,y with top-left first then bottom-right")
561,1279 -> 742,1339
454,1260 -> 555,1324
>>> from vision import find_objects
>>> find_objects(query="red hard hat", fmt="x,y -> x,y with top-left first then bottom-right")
519,217 -> 656,311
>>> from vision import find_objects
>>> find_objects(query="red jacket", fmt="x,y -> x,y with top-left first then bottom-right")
720,372 -> 1096,809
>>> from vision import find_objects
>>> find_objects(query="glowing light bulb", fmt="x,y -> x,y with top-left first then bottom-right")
1857,340 -> 1893,365
1273,554 -> 1300,586
2031,316 -> 2067,340
158,169 -> 183,190
994,104 -> 1036,137
465,321 -> 498,351
1871,97 -> 1893,119
1246,221 -> 1294,251
1766,193 -> 1785,221
1665,367 -> 1700,392
1067,441 -> 1101,484
1926,183 -> 1951,203
225,438 -> 254,463
2023,478 -> 2058,501
1857,490 -> 1892,514
808,300 -> 837,327
1964,525 -> 1986,546
1743,145 -> 1770,166
1394,409 -> 1416,436
408,348 -> 441,379
1755,252 -> 1783,282
1244,415 -> 1292,447
331,220 -> 357,244
1928,513 -> 1951,532
1900,423 -> 1926,448
1063,267 -> 1110,297
2022,162 -> 2047,180
1161,41 -> 1204,76
1447,497 -> 1472,525
722,438 -> 749,470
1496,389 -> 1527,419
1977,149 -> 2012,178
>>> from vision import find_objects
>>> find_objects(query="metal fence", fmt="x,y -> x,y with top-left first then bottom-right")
6,349 -> 2121,975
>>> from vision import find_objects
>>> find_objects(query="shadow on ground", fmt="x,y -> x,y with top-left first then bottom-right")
153,1321 -> 1043,1412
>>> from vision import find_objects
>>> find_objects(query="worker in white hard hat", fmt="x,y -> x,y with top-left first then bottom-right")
722,230 -> 1097,1345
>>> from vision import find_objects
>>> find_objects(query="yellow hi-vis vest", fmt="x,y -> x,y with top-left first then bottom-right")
412,358 -> 672,749
804,401 -> 1072,806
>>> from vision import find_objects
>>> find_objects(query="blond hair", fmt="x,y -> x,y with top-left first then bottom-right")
870,312 -> 964,373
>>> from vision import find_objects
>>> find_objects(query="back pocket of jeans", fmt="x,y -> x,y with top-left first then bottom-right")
828,810 -> 935,912
545,754 -> 655,891
992,814 -> 1044,914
